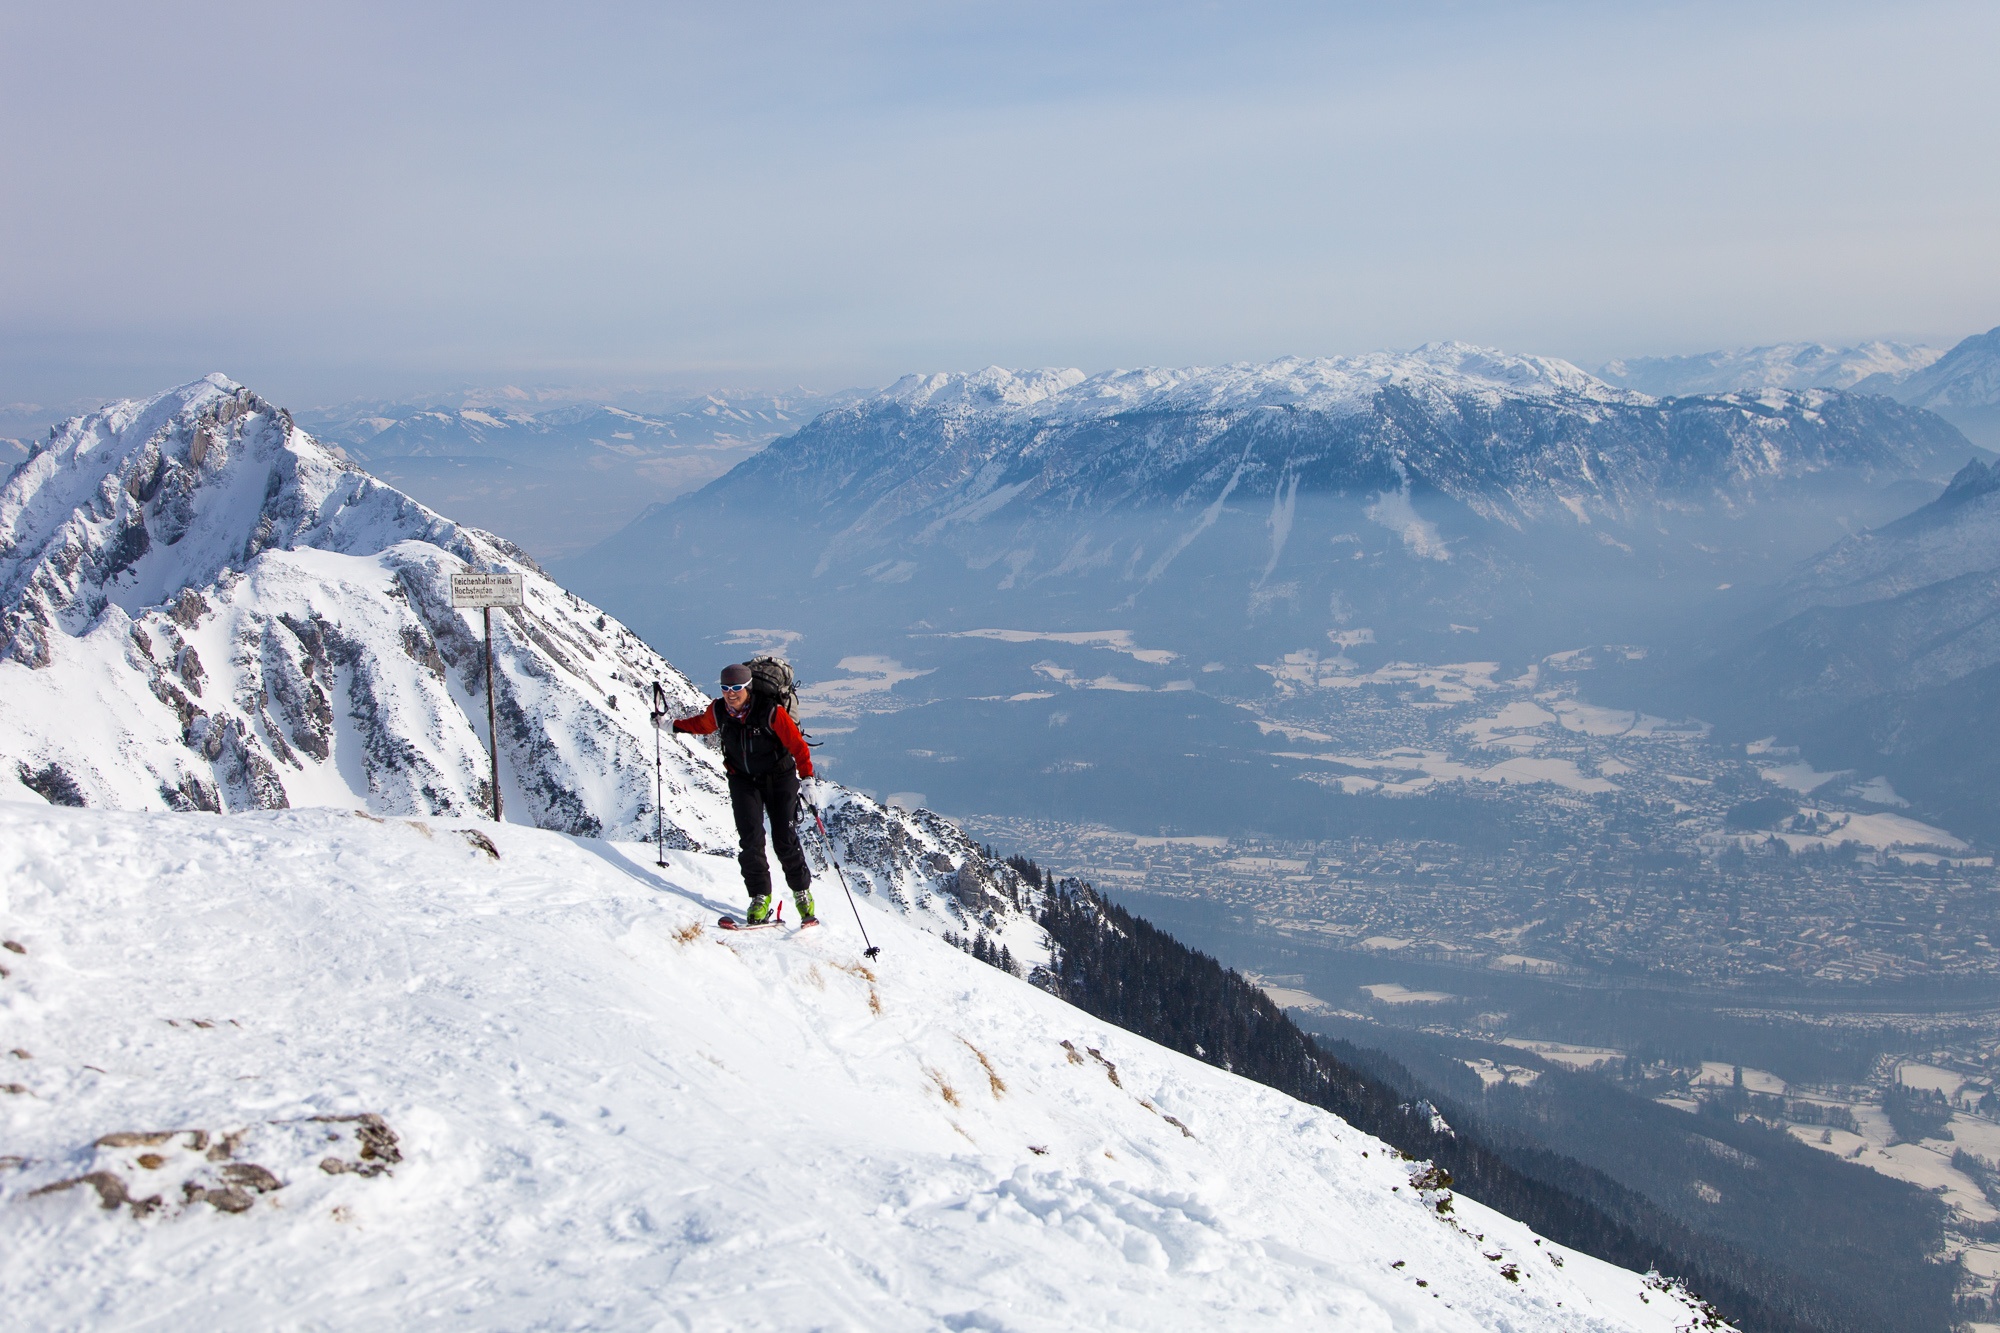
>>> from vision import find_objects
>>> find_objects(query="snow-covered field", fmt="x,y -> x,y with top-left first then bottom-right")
1,802 -> 1713,1331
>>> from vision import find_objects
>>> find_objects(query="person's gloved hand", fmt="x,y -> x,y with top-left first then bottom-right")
649,711 -> 666,730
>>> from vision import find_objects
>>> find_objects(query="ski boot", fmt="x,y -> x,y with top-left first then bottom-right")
744,894 -> 775,925
793,888 -> 819,927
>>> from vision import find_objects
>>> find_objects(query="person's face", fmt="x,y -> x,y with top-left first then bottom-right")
722,683 -> 749,704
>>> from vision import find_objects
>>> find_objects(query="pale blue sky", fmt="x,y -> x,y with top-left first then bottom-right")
3,1 -> 1996,407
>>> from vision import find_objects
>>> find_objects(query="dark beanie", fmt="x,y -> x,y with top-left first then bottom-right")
720,663 -> 752,687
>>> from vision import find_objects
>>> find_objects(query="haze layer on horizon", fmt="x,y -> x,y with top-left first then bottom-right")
4,0 -> 1996,409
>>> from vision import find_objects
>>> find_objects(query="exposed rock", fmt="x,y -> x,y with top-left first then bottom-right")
170,589 -> 210,629
17,761 -> 85,807
32,1171 -> 128,1210
219,1163 -> 282,1192
186,1182 -> 253,1213
94,1130 -> 180,1148
303,1112 -> 401,1177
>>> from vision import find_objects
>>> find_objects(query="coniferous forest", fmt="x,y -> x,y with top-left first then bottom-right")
1028,875 -> 1959,1333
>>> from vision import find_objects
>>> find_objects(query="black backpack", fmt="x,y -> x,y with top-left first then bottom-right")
744,656 -> 799,719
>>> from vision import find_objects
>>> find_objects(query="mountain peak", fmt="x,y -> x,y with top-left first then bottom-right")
1939,455 -> 2000,504
0,374 -> 446,663
0,376 -> 739,840
1892,324 -> 2000,411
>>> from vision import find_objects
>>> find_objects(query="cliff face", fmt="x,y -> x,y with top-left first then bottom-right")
0,375 -> 731,844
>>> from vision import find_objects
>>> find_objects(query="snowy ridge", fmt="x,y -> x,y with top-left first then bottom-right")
695,348 -> 1967,552
1882,326 -> 2000,411
874,343 -> 1634,422
0,802 -> 1717,1332
1599,341 -> 1943,396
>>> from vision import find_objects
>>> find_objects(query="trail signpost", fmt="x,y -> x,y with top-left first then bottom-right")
451,571 -> 524,821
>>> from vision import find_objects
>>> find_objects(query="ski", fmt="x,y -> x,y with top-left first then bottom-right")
716,915 -> 821,933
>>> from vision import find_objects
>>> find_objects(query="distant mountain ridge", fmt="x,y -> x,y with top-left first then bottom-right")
1651,453 -> 2000,844
1871,327 -> 2000,449
569,344 -> 1972,670
277,390 -> 861,560
752,344 -> 1961,526
296,387 -> 850,458
1597,326 -> 2000,450
1864,327 -> 2000,410
1598,342 -> 1943,396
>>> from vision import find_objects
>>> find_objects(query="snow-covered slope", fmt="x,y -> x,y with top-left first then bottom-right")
0,801 -> 1717,1331
0,375 -> 736,842
1598,342 -> 1943,396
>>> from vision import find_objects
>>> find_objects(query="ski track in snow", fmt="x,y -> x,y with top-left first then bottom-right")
0,804 -> 1707,1332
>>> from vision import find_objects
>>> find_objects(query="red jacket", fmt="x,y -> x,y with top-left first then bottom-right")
674,699 -> 814,779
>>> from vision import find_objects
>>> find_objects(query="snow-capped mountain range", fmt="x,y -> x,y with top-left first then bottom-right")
1597,327 -> 2000,449
794,344 -> 1962,524
568,342 -> 1972,676
873,343 -> 1621,417
1598,342 -> 1944,396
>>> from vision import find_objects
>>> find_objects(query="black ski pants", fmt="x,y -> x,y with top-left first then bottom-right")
728,766 -> 810,899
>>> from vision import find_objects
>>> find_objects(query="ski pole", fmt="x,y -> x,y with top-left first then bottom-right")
650,681 -> 669,867
809,796 -> 879,959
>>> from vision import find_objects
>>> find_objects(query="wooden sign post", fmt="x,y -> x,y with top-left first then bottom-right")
450,571 -> 525,821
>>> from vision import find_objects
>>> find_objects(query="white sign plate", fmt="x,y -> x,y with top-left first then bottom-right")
451,571 -> 525,608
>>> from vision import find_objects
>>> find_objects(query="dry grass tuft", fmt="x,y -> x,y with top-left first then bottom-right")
867,988 -> 883,1016
924,1067 -> 962,1108
962,1039 -> 1007,1098
671,922 -> 704,946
